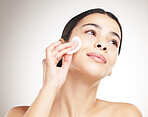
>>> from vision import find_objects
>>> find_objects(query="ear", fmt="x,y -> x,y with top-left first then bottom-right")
108,71 -> 112,76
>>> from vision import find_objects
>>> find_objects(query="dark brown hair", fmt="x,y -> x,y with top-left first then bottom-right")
57,8 -> 123,67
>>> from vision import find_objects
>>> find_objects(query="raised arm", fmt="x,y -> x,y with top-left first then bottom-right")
5,39 -> 78,117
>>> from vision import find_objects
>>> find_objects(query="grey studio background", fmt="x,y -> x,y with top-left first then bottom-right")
0,0 -> 148,117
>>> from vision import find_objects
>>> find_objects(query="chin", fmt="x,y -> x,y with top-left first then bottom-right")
71,59 -> 108,80
84,64 -> 108,79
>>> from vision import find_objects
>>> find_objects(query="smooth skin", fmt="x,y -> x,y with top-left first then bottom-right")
5,13 -> 143,117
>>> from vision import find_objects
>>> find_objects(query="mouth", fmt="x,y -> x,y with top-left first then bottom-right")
86,52 -> 107,64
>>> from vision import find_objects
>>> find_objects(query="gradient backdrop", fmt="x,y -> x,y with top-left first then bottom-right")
0,0 -> 148,116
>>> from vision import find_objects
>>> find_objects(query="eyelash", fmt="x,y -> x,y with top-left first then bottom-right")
85,30 -> 119,47
85,30 -> 96,36
109,39 -> 118,47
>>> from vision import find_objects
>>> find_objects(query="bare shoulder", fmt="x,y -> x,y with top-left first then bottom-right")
5,106 -> 30,117
112,102 -> 143,117
96,99 -> 143,117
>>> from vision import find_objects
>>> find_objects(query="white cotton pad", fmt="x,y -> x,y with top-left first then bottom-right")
67,36 -> 81,54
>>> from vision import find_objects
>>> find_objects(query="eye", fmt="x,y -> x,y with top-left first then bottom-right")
108,39 -> 118,47
85,30 -> 96,36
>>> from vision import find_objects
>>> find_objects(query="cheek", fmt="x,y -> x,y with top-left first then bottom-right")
107,49 -> 118,67
80,36 -> 94,49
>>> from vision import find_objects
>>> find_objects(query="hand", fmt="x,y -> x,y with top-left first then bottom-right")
42,39 -> 78,90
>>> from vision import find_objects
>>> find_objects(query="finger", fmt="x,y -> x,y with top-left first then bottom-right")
42,59 -> 46,83
61,54 -> 73,71
45,41 -> 62,62
42,59 -> 46,65
52,41 -> 74,56
55,42 -> 78,62
45,41 -> 62,56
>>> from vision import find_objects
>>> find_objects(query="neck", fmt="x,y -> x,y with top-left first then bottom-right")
50,68 -> 100,117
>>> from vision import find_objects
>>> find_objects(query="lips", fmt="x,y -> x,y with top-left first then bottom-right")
86,52 -> 107,64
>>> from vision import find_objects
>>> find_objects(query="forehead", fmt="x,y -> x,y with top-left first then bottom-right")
75,13 -> 121,36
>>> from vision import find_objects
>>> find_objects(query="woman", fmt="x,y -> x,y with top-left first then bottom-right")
5,8 -> 142,117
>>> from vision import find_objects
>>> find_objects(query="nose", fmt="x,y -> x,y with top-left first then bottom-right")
96,43 -> 108,53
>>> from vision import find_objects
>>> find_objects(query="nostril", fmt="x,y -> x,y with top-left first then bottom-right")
97,44 -> 101,48
103,47 -> 107,50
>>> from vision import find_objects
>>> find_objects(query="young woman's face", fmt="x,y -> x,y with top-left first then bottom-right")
68,13 -> 121,79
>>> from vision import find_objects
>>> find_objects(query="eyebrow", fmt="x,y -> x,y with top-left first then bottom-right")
81,23 -> 103,30
109,32 -> 121,40
81,23 -> 121,40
